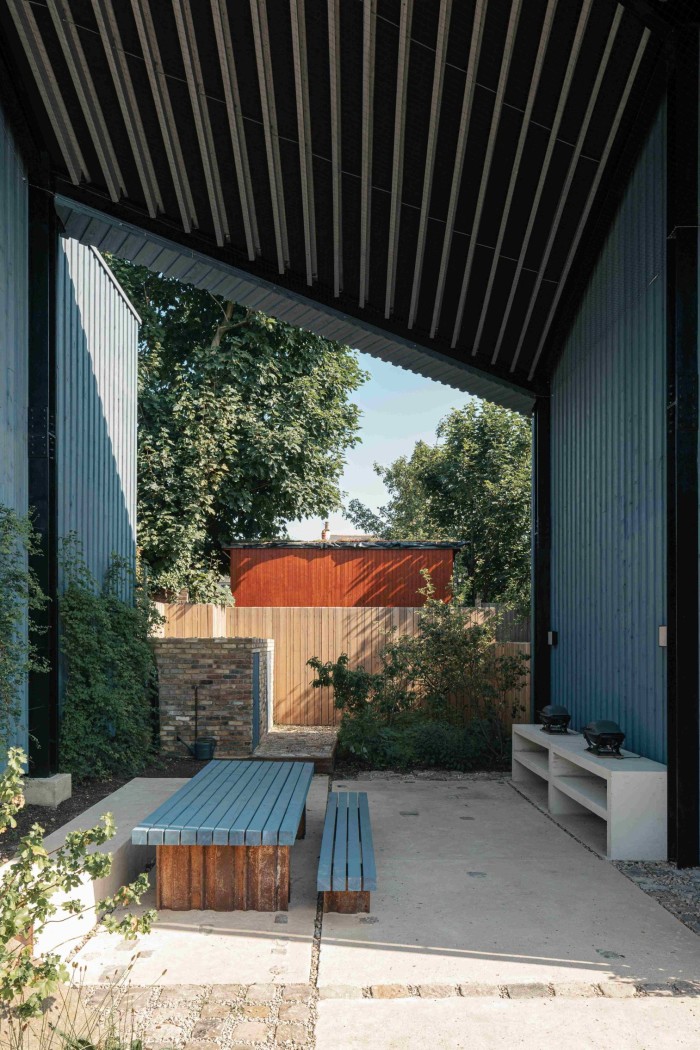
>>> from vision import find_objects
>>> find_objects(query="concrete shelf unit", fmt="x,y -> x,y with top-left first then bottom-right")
512,724 -> 667,861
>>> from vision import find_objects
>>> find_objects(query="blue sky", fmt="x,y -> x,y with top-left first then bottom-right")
290,352 -> 472,540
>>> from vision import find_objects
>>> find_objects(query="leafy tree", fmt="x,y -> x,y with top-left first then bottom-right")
107,259 -> 367,601
347,401 -> 531,609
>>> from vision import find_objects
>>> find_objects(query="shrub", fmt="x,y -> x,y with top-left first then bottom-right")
307,653 -> 411,722
58,536 -> 161,781
336,713 -> 512,772
311,571 -> 529,772
0,506 -> 48,750
0,748 -> 155,1021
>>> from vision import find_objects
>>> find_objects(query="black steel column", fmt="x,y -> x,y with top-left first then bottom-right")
27,184 -> 59,776
666,28 -> 700,868
532,392 -> 552,719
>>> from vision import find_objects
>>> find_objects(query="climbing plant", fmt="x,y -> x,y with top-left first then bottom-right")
0,505 -> 48,751
58,536 -> 160,781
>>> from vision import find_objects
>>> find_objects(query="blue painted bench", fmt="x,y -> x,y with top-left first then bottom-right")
132,759 -> 314,911
317,791 -> 376,913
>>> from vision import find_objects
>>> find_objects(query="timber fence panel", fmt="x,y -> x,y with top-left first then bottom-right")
155,604 -> 530,725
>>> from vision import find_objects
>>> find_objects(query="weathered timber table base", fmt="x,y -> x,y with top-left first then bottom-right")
157,844 -> 291,911
322,890 -> 370,914
134,761 -> 315,912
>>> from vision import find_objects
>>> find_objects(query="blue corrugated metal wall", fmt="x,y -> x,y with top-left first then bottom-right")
56,240 -> 139,598
0,107 -> 27,518
550,102 -> 667,762
0,103 -> 29,746
0,103 -> 139,748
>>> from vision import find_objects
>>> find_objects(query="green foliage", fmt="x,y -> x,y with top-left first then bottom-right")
0,506 -> 48,750
61,1036 -> 142,1050
307,653 -> 413,723
106,258 -> 368,601
58,537 -> 160,781
347,401 -> 532,612
310,574 -> 529,771
5,958 -> 153,1050
0,748 -> 156,1020
335,710 -> 514,773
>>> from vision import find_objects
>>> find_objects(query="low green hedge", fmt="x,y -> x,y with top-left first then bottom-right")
336,708 -> 511,772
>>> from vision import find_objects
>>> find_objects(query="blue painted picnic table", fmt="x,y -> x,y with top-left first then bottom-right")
132,759 -> 314,911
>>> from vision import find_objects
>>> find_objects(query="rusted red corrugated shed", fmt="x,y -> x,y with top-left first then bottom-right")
227,545 -> 458,607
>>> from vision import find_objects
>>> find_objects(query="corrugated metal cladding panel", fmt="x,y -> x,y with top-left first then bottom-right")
229,548 -> 455,608
550,102 -> 667,763
0,102 -> 29,747
54,197 -> 534,415
56,240 -> 139,600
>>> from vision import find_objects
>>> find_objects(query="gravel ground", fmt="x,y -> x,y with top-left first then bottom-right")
333,766 -> 509,781
20,975 -> 698,1050
614,861 -> 700,936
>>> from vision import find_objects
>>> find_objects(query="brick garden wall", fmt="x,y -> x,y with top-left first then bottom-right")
152,637 -> 275,757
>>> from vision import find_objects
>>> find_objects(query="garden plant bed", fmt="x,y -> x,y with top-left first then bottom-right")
0,755 -> 209,861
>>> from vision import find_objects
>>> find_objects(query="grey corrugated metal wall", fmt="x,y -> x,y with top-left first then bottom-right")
0,102 -> 29,746
550,102 -> 667,762
56,240 -> 139,599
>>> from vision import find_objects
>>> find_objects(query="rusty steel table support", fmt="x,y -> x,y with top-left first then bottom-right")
156,844 -> 291,912
322,890 -> 370,914
134,761 -> 314,911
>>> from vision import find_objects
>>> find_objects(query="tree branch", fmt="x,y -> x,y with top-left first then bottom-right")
210,302 -> 253,349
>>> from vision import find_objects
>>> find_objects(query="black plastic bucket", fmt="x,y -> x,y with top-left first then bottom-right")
193,736 -> 217,761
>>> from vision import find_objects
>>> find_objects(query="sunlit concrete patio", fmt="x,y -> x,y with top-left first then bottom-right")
70,774 -> 700,996
316,776 -> 700,991
315,996 -> 700,1050
72,775 -> 330,988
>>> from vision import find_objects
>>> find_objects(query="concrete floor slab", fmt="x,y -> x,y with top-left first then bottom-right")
318,778 -> 700,990
71,775 -> 329,986
316,997 -> 700,1050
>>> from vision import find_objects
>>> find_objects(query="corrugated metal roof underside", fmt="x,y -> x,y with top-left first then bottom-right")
0,0 -> 670,407
550,102 -> 666,763
55,195 -> 533,412
0,100 -> 29,748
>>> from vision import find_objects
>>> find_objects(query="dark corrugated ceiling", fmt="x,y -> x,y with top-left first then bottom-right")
0,1 -> 676,408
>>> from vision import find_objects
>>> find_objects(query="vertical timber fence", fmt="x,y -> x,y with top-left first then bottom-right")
154,604 -> 531,726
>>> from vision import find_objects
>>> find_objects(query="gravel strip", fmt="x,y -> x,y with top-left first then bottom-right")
333,769 -> 510,782
613,861 -> 700,936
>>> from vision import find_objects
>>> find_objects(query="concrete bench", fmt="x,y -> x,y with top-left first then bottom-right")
317,791 -> 376,913
512,724 -> 667,860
